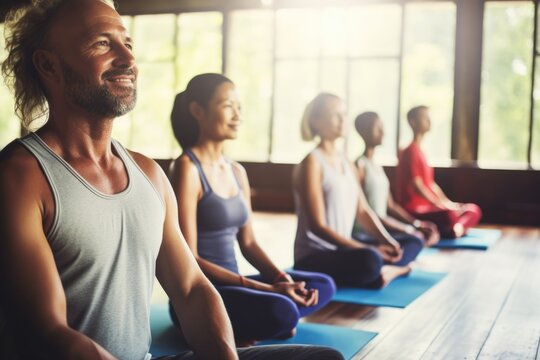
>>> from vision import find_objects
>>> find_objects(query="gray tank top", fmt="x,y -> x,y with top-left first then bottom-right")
18,133 -> 165,360
357,155 -> 389,217
294,148 -> 359,262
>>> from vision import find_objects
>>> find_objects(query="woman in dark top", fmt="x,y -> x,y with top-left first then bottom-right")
168,73 -> 335,345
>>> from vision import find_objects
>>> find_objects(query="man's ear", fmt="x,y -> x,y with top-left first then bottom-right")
33,49 -> 59,81
189,101 -> 205,122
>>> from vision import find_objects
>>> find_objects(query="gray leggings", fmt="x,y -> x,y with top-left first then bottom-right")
153,344 -> 344,360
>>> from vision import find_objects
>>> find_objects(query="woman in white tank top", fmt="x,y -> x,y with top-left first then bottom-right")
293,93 -> 411,288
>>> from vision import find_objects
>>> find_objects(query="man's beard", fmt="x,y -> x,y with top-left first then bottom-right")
60,60 -> 137,118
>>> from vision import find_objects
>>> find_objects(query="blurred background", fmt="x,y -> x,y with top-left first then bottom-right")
1,0 -> 539,224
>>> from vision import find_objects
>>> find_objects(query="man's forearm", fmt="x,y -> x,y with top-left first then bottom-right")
172,280 -> 237,360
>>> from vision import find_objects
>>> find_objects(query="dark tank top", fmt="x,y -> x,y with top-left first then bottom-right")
185,149 -> 249,273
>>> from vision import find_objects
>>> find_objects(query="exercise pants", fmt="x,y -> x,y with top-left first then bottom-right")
411,203 -> 482,238
170,270 -> 335,342
152,344 -> 344,360
352,230 -> 423,266
294,248 -> 384,288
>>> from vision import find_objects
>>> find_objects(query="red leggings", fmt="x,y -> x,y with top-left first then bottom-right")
411,203 -> 482,238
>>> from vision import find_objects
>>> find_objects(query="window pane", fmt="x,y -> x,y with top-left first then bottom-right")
276,9 -> 320,58
177,12 -> 223,90
347,5 -> 402,57
271,60 -> 318,163
400,2 -> 456,165
321,8 -> 348,57
112,63 -> 177,158
532,62 -> 540,168
347,60 -> 400,164
226,10 -> 273,162
320,59 -> 347,97
0,23 -> 20,149
132,14 -> 176,62
479,3 -> 533,167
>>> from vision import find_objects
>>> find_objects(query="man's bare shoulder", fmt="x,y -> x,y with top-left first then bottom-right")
126,149 -> 167,190
0,140 -> 43,186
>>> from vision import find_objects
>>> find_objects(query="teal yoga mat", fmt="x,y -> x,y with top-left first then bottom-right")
332,269 -> 447,308
150,303 -> 190,356
150,303 -> 377,359
258,322 -> 377,360
434,228 -> 502,250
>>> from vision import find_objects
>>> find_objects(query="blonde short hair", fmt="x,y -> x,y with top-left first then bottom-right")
1,0 -> 115,130
300,92 -> 340,141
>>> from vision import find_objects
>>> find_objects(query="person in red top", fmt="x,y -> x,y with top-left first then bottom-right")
395,106 -> 482,238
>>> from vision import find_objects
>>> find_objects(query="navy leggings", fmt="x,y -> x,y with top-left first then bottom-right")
294,232 -> 422,288
169,270 -> 335,342
352,230 -> 424,266
294,248 -> 383,287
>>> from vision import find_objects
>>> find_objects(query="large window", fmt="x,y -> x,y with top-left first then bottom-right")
0,23 -> 21,149
479,2 -> 534,168
400,3 -> 456,166
226,3 -> 456,165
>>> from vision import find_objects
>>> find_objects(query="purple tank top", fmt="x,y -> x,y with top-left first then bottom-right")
185,149 -> 249,273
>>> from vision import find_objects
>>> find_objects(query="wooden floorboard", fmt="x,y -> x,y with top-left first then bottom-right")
476,229 -> 540,360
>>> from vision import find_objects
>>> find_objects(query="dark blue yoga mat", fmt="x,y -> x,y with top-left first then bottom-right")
150,303 -> 189,356
332,269 -> 447,308
434,228 -> 502,250
258,322 -> 377,360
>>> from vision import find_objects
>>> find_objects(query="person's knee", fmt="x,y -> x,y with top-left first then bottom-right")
291,270 -> 337,299
265,296 -> 300,332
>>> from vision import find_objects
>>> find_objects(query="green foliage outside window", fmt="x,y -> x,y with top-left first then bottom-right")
480,3 -> 533,167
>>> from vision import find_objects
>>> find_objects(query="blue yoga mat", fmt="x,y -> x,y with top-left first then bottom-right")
434,228 -> 502,250
150,303 -> 377,359
332,269 -> 447,308
258,322 -> 377,360
150,303 -> 190,357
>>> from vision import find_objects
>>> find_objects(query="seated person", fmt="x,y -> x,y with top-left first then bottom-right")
354,111 -> 439,248
168,74 -> 336,345
395,106 -> 482,238
293,93 -> 415,289
0,2 -> 342,359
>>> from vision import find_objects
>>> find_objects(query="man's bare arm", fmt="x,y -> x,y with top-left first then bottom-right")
139,155 -> 237,360
0,145 -> 116,360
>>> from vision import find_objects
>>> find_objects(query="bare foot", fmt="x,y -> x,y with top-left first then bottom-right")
453,223 -> 465,238
380,265 -> 412,288
274,327 -> 296,340
237,339 -> 257,347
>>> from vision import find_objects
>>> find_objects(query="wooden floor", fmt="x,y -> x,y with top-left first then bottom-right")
152,212 -> 540,359
250,212 -> 540,360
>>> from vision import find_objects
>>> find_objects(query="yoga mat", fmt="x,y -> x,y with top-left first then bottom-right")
434,228 -> 502,250
150,303 -> 377,359
417,247 -> 440,258
258,322 -> 377,360
333,269 -> 447,308
150,303 -> 190,357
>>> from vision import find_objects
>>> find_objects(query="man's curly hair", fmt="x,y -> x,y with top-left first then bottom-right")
1,0 -> 114,130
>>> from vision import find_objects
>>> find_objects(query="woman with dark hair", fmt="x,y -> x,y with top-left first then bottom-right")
353,111 -> 439,249
293,93 -> 413,289
168,74 -> 336,345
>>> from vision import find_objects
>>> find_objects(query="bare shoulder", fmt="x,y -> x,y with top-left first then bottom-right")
126,149 -> 167,190
230,160 -> 248,179
169,153 -> 201,186
293,152 -> 319,189
0,141 -> 47,193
